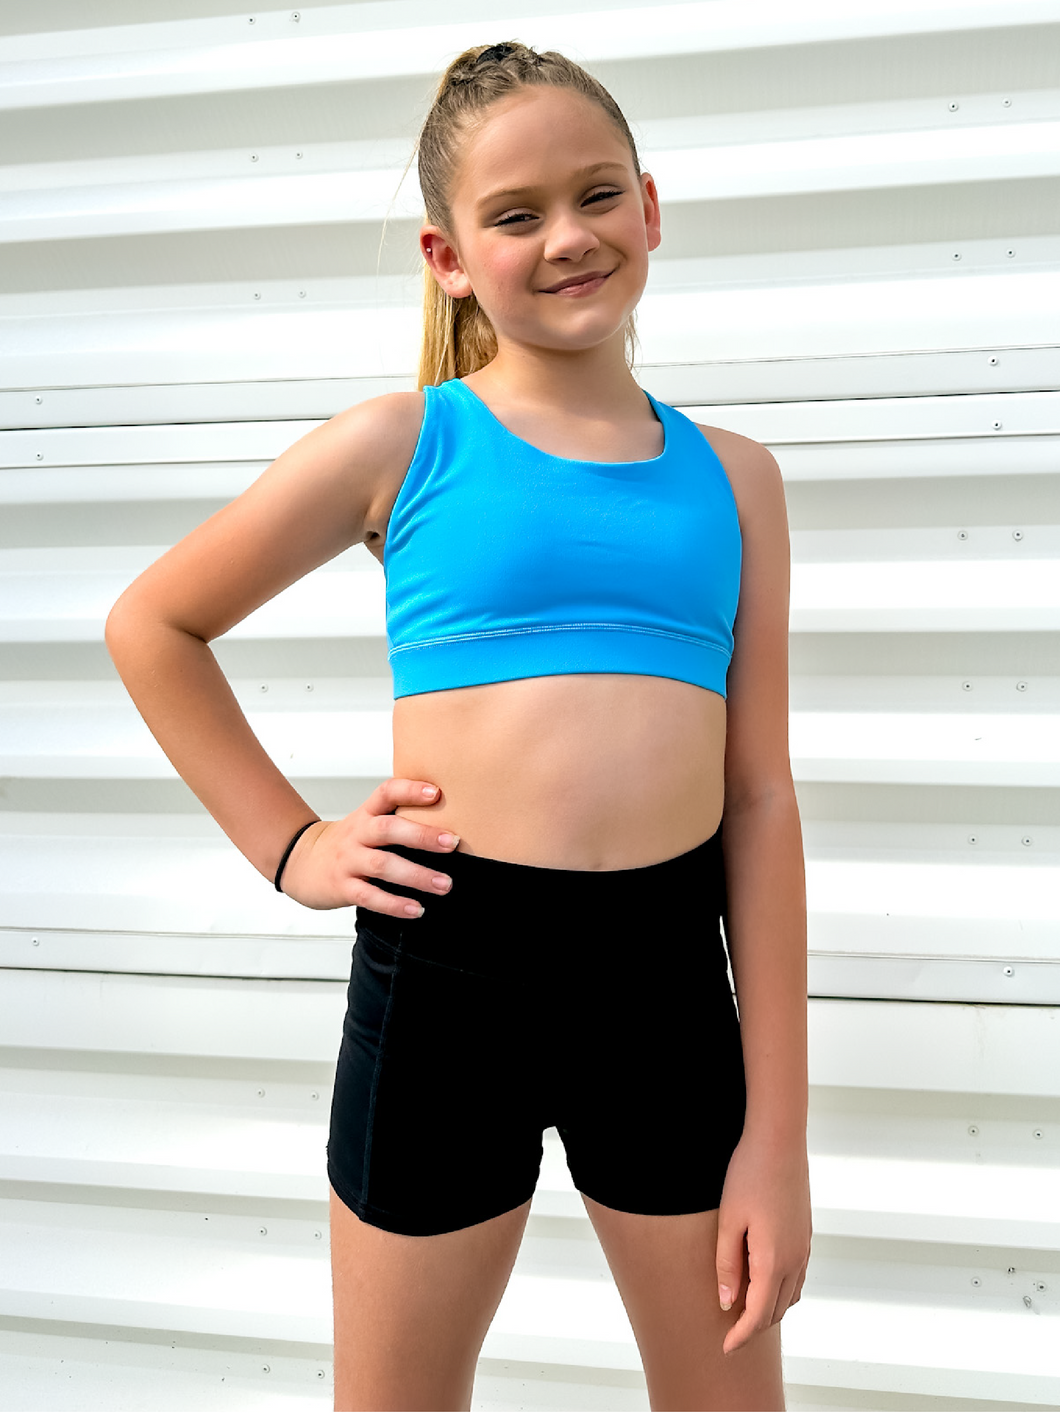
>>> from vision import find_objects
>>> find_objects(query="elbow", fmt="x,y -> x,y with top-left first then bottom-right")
104,583 -> 158,674
104,584 -> 144,669
105,588 -> 207,677
104,590 -> 131,667
723,773 -> 798,820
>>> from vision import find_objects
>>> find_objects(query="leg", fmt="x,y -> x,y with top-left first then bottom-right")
330,1184 -> 532,1412
581,1194 -> 784,1412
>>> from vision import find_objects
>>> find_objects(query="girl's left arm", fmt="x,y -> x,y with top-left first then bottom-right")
705,427 -> 812,1356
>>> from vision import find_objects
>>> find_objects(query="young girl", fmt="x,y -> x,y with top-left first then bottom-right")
106,41 -> 811,1413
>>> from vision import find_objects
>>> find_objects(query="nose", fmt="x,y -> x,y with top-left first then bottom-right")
542,205 -> 601,263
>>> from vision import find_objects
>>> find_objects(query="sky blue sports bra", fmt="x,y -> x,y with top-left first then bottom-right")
383,377 -> 742,700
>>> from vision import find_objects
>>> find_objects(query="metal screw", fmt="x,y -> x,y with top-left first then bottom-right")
1008,1267 -> 1017,1274
1016,681 -> 1027,692
1033,1129 -> 1043,1139
311,1089 -> 319,1098
305,683 -> 314,691
961,680 -> 973,691
259,684 -> 268,692
292,10 -> 301,18
968,1124 -> 979,1135
1002,98 -> 1012,107
1035,1281 -> 1047,1291
1006,249 -> 1015,258
971,1277 -> 981,1287
263,1364 -> 270,1373
298,289 -> 307,298
35,395 -> 43,404
259,1226 -> 268,1236
317,1370 -> 326,1379
948,101 -> 959,111
992,420 -> 1003,429
248,15 -> 256,23
988,355 -> 998,366
250,153 -> 258,162
315,1229 -> 322,1239
253,291 -> 261,300
1003,966 -> 1015,977
1022,836 -> 1033,847
967,834 -> 978,845
36,452 -> 43,460
1012,528 -> 1023,541
257,1087 -> 266,1096
32,937 -> 40,947
957,529 -> 969,541
295,151 -> 303,160
952,252 -> 962,261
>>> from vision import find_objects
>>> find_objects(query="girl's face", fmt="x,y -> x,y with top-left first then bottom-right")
422,85 -> 661,361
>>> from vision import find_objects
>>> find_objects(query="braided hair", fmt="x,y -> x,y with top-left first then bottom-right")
415,41 -> 643,388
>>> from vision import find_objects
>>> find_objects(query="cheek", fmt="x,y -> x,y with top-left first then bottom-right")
481,241 -> 534,300
615,208 -> 649,251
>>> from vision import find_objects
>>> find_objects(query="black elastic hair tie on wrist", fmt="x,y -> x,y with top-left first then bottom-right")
274,820 -> 320,893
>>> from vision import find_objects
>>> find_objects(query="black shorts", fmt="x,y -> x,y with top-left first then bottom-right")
326,827 -> 746,1237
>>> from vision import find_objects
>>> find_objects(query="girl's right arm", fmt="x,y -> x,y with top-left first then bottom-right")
105,391 -> 459,917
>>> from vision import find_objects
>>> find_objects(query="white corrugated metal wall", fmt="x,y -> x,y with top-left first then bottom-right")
1,3 -> 1058,1409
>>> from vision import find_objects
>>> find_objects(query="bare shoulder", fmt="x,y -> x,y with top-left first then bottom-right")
692,422 -> 783,515
276,389 -> 425,554
329,391 -> 426,557
327,389 -> 425,473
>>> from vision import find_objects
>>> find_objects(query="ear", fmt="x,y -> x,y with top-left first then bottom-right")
420,225 -> 474,300
639,173 -> 662,253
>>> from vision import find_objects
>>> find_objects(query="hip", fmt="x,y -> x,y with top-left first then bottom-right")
358,823 -> 729,981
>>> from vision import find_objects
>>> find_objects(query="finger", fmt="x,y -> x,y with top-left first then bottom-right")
370,812 -> 461,854
715,1213 -> 745,1314
722,1272 -> 776,1356
768,1273 -> 796,1326
364,778 -> 441,816
357,843 -> 454,902
345,876 -> 430,918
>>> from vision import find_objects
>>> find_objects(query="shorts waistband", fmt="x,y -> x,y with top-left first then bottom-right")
358,825 -> 726,973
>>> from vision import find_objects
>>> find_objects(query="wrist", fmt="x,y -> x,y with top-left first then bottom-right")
739,1107 -> 808,1154
273,817 -> 322,892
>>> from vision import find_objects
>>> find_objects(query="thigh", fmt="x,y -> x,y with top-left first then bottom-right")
556,912 -> 746,1216
328,919 -> 545,1236
581,1196 -> 785,1412
330,1184 -> 532,1412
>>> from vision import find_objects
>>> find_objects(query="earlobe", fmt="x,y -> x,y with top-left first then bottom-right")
438,270 -> 474,300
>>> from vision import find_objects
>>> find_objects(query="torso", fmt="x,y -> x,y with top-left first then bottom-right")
360,380 -> 740,871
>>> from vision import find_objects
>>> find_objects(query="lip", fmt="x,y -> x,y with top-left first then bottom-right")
542,269 -> 613,295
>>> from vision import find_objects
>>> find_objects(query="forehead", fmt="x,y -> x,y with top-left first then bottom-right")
452,86 -> 632,204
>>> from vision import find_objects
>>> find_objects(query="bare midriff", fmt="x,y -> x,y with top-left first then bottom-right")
391,672 -> 726,871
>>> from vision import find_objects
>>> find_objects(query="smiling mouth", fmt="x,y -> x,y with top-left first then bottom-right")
543,270 -> 613,295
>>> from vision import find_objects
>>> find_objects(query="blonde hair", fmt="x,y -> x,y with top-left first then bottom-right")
414,41 -> 643,389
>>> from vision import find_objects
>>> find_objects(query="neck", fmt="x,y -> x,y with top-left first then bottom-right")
470,333 -> 643,418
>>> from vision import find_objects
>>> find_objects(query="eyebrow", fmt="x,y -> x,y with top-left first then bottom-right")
476,161 -> 629,211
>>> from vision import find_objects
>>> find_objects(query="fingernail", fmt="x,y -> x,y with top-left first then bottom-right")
422,785 -> 438,797
438,833 -> 460,848
404,902 -> 424,917
432,875 -> 451,892
719,1287 -> 733,1310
